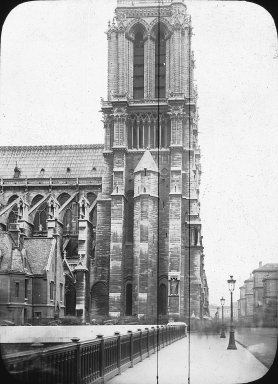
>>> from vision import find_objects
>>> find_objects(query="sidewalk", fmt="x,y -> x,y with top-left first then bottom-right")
109,334 -> 268,384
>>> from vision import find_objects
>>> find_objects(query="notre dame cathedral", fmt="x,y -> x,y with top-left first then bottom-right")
0,0 -> 209,324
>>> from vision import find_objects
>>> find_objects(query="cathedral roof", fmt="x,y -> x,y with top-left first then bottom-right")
0,144 -> 105,179
134,150 -> 158,173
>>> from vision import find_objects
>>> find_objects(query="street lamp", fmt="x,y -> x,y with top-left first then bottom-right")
220,296 -> 226,338
227,275 -> 237,350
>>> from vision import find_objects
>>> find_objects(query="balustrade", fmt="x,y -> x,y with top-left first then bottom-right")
127,114 -> 171,149
3,325 -> 186,384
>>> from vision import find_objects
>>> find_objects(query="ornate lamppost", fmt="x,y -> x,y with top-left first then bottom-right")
227,275 -> 237,350
220,296 -> 226,338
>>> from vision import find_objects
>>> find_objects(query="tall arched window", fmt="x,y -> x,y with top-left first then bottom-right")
8,207 -> 18,226
133,31 -> 144,99
57,193 -> 78,234
155,27 -> 166,99
87,192 -> 97,227
7,195 -> 19,227
63,202 -> 79,234
87,192 -> 96,205
33,202 -> 48,234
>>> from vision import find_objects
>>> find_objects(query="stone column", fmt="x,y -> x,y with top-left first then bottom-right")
74,263 -> 88,324
149,37 -> 155,98
173,27 -> 182,93
165,38 -> 170,97
128,39 -> 134,98
118,27 -> 126,96
107,24 -> 118,99
144,35 -> 149,99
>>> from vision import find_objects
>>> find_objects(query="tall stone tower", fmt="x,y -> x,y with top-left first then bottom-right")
94,0 -> 209,322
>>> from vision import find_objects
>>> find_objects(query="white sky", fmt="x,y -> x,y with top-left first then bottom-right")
0,0 -> 278,305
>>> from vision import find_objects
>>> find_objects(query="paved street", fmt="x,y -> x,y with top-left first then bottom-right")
109,334 -> 268,384
235,327 -> 278,368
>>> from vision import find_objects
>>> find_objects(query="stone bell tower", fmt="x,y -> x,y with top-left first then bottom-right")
98,0 -> 209,321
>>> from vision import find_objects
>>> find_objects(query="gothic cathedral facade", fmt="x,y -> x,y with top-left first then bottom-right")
0,0 -> 209,325
96,0 -> 209,321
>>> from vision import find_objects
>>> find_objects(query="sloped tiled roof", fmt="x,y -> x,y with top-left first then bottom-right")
0,233 -> 32,274
24,237 -> 54,275
0,232 -> 13,271
244,275 -> 254,283
0,144 -> 105,179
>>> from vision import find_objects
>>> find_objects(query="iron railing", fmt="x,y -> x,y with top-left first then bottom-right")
3,324 -> 186,384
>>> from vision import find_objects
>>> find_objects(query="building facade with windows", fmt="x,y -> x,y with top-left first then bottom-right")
238,262 -> 278,326
0,0 -> 209,324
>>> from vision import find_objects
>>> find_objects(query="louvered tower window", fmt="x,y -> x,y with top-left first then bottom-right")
155,27 -> 166,99
133,32 -> 144,99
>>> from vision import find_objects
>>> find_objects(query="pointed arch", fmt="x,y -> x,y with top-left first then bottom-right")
7,195 -> 19,205
126,19 -> 149,41
30,194 -> 44,208
57,192 -> 71,207
87,192 -> 97,205
149,18 -> 173,40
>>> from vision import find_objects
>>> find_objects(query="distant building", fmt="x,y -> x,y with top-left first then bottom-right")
244,274 -> 254,324
237,262 -> 278,326
262,271 -> 278,327
238,285 -> 246,322
209,303 -> 238,323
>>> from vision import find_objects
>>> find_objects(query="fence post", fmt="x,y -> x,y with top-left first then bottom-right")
71,338 -> 81,384
157,326 -> 160,351
137,329 -> 142,361
162,326 -> 165,348
170,326 -> 172,344
114,332 -> 121,375
145,327 -> 150,358
30,343 -> 44,384
97,334 -> 104,381
151,326 -> 155,353
127,330 -> 133,367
